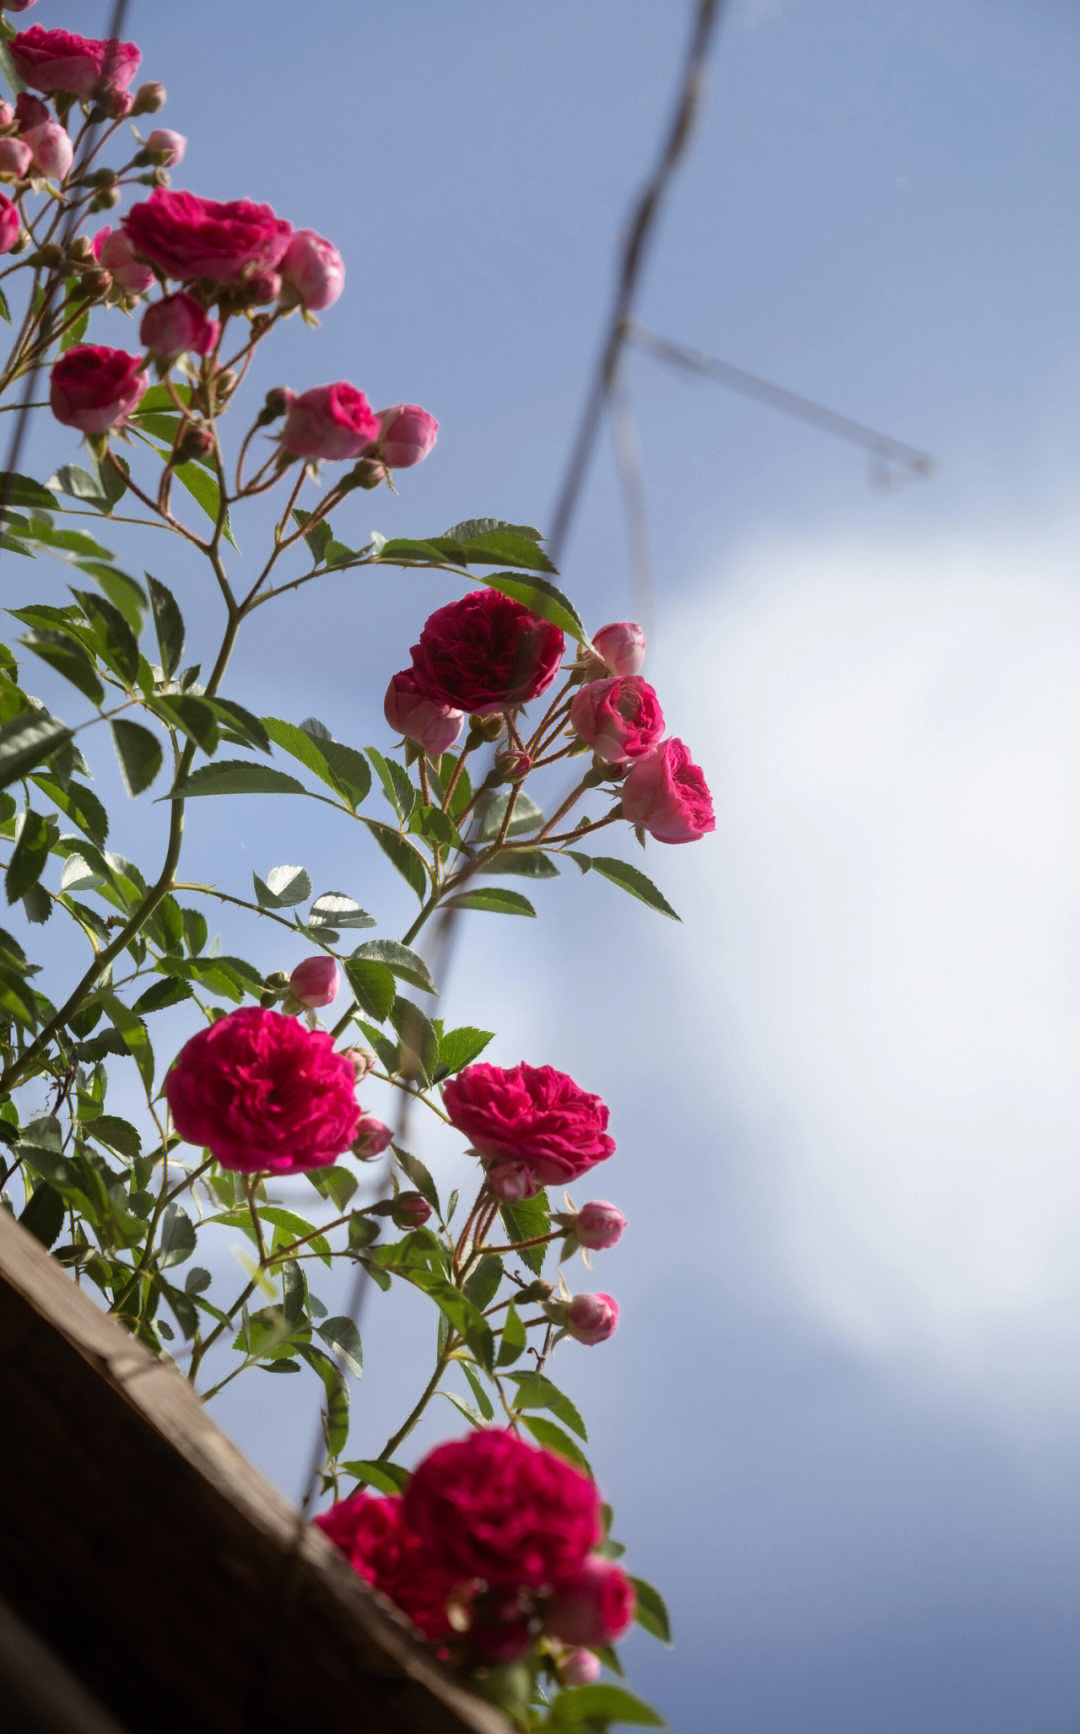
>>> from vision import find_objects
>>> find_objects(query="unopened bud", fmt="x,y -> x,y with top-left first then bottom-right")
351,1112 -> 393,1160
131,82 -> 167,116
103,90 -> 135,121
0,102 -> 15,132
82,167 -> 118,190
143,128 -> 186,166
173,421 -> 215,463
0,137 -> 31,180
467,713 -> 506,745
345,1047 -> 375,1082
391,1191 -> 431,1230
89,186 -> 121,212
340,456 -> 385,490
288,955 -> 340,1009
495,748 -> 531,782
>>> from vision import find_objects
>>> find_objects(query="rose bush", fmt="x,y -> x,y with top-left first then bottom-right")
409,588 -> 565,714
442,1061 -> 615,1193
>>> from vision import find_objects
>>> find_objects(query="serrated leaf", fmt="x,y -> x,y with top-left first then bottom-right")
339,1459 -> 410,1494
518,1413 -> 591,1472
300,1344 -> 350,1457
349,939 -> 434,994
510,1371 -> 587,1441
87,1114 -> 142,1159
86,566 -> 145,636
308,892 -> 374,931
0,472 -> 57,511
254,863 -> 311,908
566,853 -> 679,920
292,507 -> 333,562
629,1576 -> 673,1646
444,886 -> 536,917
363,820 -> 428,903
390,996 -> 439,1085
366,745 -> 415,823
31,776 -> 108,849
168,453 -> 236,548
478,849 -> 560,878
476,788 -> 544,842
306,1165 -> 359,1212
463,1254 -> 502,1312
391,1146 -> 439,1211
499,1191 -> 551,1273
432,1025 -> 494,1080
20,630 -> 104,705
111,719 -> 163,796
545,1686 -> 666,1727
316,1314 -> 363,1379
5,809 -> 52,902
204,697 -> 270,754
145,574 -> 184,677
97,993 -> 154,1091
169,759 -> 310,800
149,693 -> 219,754
479,571 -> 584,643
0,711 -> 72,791
71,588 -> 140,685
159,1202 -> 196,1268
496,1302 -> 526,1366
438,1389 -> 485,1428
19,1182 -> 66,1249
344,956 -> 396,1022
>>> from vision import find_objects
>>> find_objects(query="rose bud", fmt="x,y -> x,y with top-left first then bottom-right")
484,1158 -> 535,1203
391,1191 -> 431,1230
546,1558 -> 636,1647
495,748 -> 532,782
241,265 -> 281,306
384,669 -> 464,758
351,1112 -> 393,1160
371,403 -> 438,469
130,81 -> 166,115
49,343 -> 147,435
558,1648 -> 602,1687
140,291 -> 219,361
22,120 -> 72,180
288,955 -> 340,1009
620,737 -> 715,844
172,420 -> 216,463
0,102 -> 14,130
591,621 -> 646,676
344,1047 -> 375,1082
0,194 -> 20,255
280,382 -> 380,462
278,228 -> 345,312
563,1292 -> 619,1346
92,226 -> 154,296
14,93 -> 49,131
574,1201 -> 626,1251
143,127 -> 185,165
569,674 -> 664,765
0,137 -> 32,179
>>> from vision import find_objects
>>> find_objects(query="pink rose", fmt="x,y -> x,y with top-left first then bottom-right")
280,383 -> 379,461
574,1201 -> 626,1251
391,1191 -> 432,1230
0,102 -> 13,129
409,589 -> 565,716
620,737 -> 715,843
143,128 -> 186,166
442,1061 -> 615,1194
403,1429 -> 601,1588
11,26 -> 141,100
569,674 -> 665,764
314,1492 -> 458,1643
591,621 -> 646,676
0,138 -> 32,180
288,955 -> 339,1008
22,120 -> 72,180
278,228 -> 345,312
372,403 -> 438,469
0,194 -> 20,255
92,226 -> 155,296
14,94 -> 48,131
351,1111 -> 393,1159
546,1557 -> 636,1646
164,1005 -> 360,1175
140,292 -> 219,360
122,189 -> 292,285
564,1292 -> 619,1346
559,1648 -> 603,1687
383,669 -> 463,758
49,344 -> 147,434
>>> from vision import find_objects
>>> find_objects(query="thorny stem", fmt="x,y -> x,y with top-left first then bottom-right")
373,1340 -> 456,1465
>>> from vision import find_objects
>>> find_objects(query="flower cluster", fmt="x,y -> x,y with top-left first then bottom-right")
315,1430 -> 635,1666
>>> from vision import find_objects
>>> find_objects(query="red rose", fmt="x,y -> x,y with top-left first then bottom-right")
569,674 -> 665,764
409,588 -> 564,716
620,736 -> 715,843
164,1006 -> 360,1174
442,1061 -> 615,1195
313,1493 -> 458,1643
403,1430 -> 601,1588
545,1557 -> 636,1646
49,344 -> 147,434
11,27 -> 141,100
122,189 -> 292,285
279,382 -> 379,461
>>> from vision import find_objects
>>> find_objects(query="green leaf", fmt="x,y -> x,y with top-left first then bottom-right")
440,524 -> 557,572
97,993 -> 154,1092
204,697 -> 270,754
432,1025 -> 494,1081
20,630 -> 104,705
405,1272 -> 494,1370
499,1191 -> 551,1273
338,1459 -> 410,1494
391,1146 -> 439,1212
159,1203 -> 196,1268
566,853 -> 679,920
479,571 -> 585,643
629,1577 -> 673,1646
87,1115 -> 142,1160
145,574 -> 184,677
299,1344 -> 350,1457
544,1686 -> 666,1727
149,693 -> 220,754
390,996 -> 439,1085
463,1254 -> 502,1312
292,508 -> 333,563
31,775 -> 108,849
518,1414 -> 591,1473
111,719 -> 163,796
443,518 -> 544,544
86,566 -> 145,636
496,1302 -> 526,1366
5,810 -> 53,902
349,939 -> 434,994
181,906 -> 208,954
443,886 -> 536,917
344,956 -> 396,1022
0,711 -> 71,791
478,849 -> 560,878
306,1165 -> 358,1212
307,892 -> 375,932
316,1314 -> 363,1379
260,717 -> 369,807
476,788 -> 544,841
253,864 -> 312,908
19,1182 -> 65,1249
438,1389 -> 485,1428
168,454 -> 236,548
363,820 -> 428,903
169,759 -> 311,800
510,1371 -> 587,1441
366,745 -> 415,823
0,472 -> 57,511
71,589 -> 140,686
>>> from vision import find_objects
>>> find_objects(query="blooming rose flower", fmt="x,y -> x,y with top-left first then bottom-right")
568,675 -> 665,764
574,1201 -> 627,1251
122,189 -> 292,285
0,138 -> 32,180
164,1006 -> 360,1174
559,1647 -> 602,1686
383,669 -> 463,758
442,1061 -> 615,1194
403,1430 -> 601,1588
49,344 -> 147,435
591,620 -> 646,676
546,1557 -> 636,1646
143,128 -> 186,165
279,383 -> 379,461
351,1111 -> 393,1159
564,1292 -> 619,1346
288,955 -> 339,1008
278,228 -> 345,311
22,120 -> 72,180
314,1492 -> 458,1643
372,403 -> 438,469
92,226 -> 155,296
11,26 -> 141,100
0,194 -> 19,255
409,589 -> 565,716
140,292 -> 219,360
620,736 -> 715,843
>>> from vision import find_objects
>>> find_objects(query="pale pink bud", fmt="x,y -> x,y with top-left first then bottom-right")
351,1112 -> 393,1160
546,1558 -> 636,1646
92,226 -> 154,296
574,1201 -> 626,1251
0,137 -> 32,179
592,621 -> 646,676
14,94 -> 48,132
384,669 -> 464,758
391,1191 -> 431,1230
559,1648 -> 602,1687
278,228 -> 345,312
140,291 -> 218,360
0,194 -> 20,255
288,955 -> 340,1008
143,128 -> 185,165
0,102 -> 15,130
104,90 -> 134,121
372,403 -> 438,469
564,1292 -> 619,1346
130,82 -> 166,116
484,1159 -> 535,1202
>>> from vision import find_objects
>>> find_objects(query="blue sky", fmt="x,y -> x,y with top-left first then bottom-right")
9,2 -> 1080,1729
